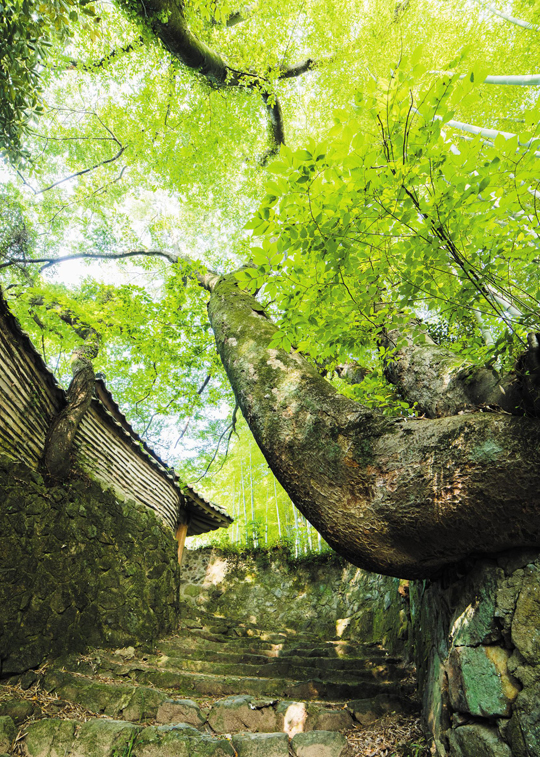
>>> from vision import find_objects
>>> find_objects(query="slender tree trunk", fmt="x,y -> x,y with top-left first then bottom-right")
273,476 -> 282,539
472,0 -> 539,30
207,274 -> 540,578
240,459 -> 248,546
249,447 -> 257,547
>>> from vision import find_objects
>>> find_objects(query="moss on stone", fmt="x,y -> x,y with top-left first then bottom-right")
0,455 -> 181,675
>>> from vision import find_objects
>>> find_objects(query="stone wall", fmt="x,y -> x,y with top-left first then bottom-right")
410,549 -> 540,757
180,547 -> 410,654
0,454 -> 181,676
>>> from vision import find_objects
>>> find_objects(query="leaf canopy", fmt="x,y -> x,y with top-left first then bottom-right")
1,0 -> 540,480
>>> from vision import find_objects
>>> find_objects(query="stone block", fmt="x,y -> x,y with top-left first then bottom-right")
0,716 -> 16,753
447,646 -> 519,717
447,724 -> 512,757
133,724 -> 234,757
305,705 -> 353,731
347,694 -> 409,725
291,730 -> 348,757
507,684 -> 540,757
449,562 -> 504,646
156,698 -> 206,727
69,720 -> 140,757
23,718 -> 77,757
43,670 -> 167,721
208,696 -> 279,733
512,572 -> 540,664
232,733 -> 289,757
0,698 -> 36,723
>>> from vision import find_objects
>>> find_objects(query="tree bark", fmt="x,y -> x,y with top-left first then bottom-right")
207,275 -> 540,578
382,325 -> 540,418
44,334 -> 99,481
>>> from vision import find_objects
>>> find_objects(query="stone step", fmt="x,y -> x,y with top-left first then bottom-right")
141,653 -> 408,683
140,668 -> 405,701
179,608 -> 329,639
20,717 -> 352,757
53,655 -> 408,702
176,622 -> 370,646
156,645 -> 400,669
37,667 -> 412,732
161,632 -> 394,660
91,645 -> 403,678
185,626 -> 300,644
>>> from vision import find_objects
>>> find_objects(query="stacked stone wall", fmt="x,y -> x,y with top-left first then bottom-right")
0,455 -> 181,676
410,549 -> 540,757
180,547 -> 410,654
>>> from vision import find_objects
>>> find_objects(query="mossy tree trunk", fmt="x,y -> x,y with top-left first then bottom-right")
207,275 -> 540,579
44,331 -> 99,481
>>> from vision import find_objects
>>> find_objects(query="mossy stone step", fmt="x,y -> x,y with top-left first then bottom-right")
183,627 -> 295,645
136,667 -> 406,701
36,668 -> 411,734
161,633 -> 393,660
74,646 -> 405,682
178,613 -> 326,642
153,645 -> 396,668
21,718 -> 351,757
45,658 -> 406,703
129,654 -> 407,683
22,719 -> 235,757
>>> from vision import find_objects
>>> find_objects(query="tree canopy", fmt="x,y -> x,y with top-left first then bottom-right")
2,0 -> 540,572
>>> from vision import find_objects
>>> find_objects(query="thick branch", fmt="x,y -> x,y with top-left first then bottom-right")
381,325 -> 521,417
14,249 -> 540,575
207,274 -> 540,578
119,0 -> 288,152
382,324 -> 540,418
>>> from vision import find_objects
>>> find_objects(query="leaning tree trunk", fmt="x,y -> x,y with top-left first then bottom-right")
44,334 -> 99,481
207,275 -> 540,578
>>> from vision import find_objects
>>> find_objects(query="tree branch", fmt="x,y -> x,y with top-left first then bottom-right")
0,247 -> 221,292
118,0 -> 287,154
66,36 -> 145,71
278,58 -> 318,79
380,322 -> 527,417
206,272 -> 540,577
17,145 -> 126,196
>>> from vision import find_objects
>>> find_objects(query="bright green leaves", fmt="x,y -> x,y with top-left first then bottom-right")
239,55 -> 540,406
0,0 -> 99,164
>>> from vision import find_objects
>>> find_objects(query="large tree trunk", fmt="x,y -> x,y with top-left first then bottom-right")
207,276 -> 540,578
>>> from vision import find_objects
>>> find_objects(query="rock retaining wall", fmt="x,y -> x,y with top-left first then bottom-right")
180,547 -> 410,654
410,549 -> 540,757
0,454 -> 181,675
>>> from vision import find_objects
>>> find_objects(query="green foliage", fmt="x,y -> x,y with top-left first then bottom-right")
241,54 -> 540,380
2,0 -> 540,495
7,264 -> 233,471
0,0 -> 99,163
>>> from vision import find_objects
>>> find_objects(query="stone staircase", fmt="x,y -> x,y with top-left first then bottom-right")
0,607 -> 419,757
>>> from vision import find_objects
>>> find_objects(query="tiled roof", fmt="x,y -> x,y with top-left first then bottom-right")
0,290 -> 233,535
